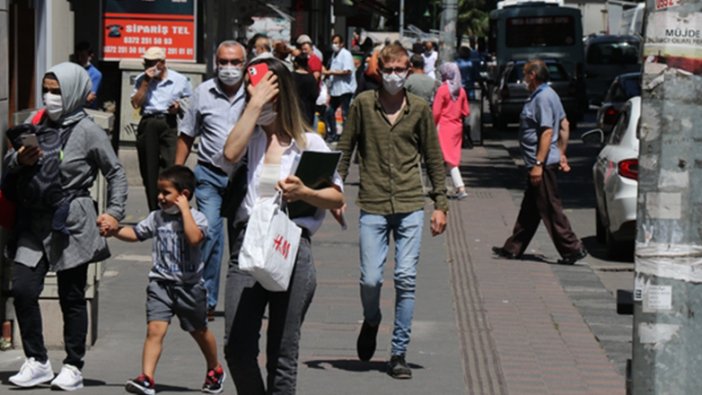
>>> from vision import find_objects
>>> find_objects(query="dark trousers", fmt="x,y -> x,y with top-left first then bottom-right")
324,93 -> 353,140
12,261 -> 89,369
502,165 -> 582,257
136,115 -> 177,212
224,225 -> 316,395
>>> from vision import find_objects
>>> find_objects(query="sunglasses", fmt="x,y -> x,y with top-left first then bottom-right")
217,58 -> 244,67
381,67 -> 409,74
143,60 -> 161,68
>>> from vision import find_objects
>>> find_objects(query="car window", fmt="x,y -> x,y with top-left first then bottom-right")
620,76 -> 641,98
507,65 -> 519,83
587,41 -> 640,65
609,111 -> 630,145
604,81 -> 618,102
510,62 -> 567,82
611,85 -> 627,102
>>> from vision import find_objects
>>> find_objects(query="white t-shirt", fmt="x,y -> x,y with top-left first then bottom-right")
235,130 -> 343,235
423,50 -> 438,80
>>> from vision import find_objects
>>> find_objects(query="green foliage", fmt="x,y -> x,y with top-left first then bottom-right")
406,0 -> 491,40
457,0 -> 490,38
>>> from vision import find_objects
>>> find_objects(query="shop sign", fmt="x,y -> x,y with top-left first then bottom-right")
103,0 -> 196,62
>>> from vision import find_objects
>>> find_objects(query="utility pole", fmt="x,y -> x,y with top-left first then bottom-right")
440,0 -> 457,62
632,0 -> 702,393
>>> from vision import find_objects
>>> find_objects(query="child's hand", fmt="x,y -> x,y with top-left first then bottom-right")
277,176 -> 309,203
175,195 -> 190,214
97,213 -> 119,237
102,226 -> 118,238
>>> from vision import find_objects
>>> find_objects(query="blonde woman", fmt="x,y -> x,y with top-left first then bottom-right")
222,57 -> 344,394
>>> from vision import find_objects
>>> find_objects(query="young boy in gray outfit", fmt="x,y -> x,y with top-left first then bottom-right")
107,165 -> 225,395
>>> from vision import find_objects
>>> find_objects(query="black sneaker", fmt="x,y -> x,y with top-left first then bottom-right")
557,248 -> 588,265
491,246 -> 520,260
387,354 -> 412,379
356,320 -> 379,361
202,365 -> 226,394
125,374 -> 155,395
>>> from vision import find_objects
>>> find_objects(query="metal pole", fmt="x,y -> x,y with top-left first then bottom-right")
399,0 -> 404,39
632,0 -> 702,393
440,0 -> 457,62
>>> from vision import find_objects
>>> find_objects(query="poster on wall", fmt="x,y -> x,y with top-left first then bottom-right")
643,10 -> 702,75
103,0 -> 197,62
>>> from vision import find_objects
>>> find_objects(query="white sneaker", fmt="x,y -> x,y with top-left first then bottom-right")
9,357 -> 55,387
51,364 -> 84,391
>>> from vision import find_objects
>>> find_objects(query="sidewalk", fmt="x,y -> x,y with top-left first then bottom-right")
0,145 -> 625,394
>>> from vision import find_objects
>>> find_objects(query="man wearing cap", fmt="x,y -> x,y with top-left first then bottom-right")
131,46 -> 193,211
174,40 -> 247,318
296,34 -> 324,63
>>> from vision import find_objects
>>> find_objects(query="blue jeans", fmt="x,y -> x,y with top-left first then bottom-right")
194,164 -> 229,310
359,210 -> 424,356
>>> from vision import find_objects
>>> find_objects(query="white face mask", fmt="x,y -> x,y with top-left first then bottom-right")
146,65 -> 162,78
160,203 -> 180,215
257,102 -> 277,126
43,92 -> 64,121
218,66 -> 243,86
382,72 -> 407,95
332,43 -> 340,52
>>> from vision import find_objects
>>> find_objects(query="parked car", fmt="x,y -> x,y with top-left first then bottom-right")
584,34 -> 641,105
596,72 -> 641,135
583,96 -> 640,258
490,59 -> 582,129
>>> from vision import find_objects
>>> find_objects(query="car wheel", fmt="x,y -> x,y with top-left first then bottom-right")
595,208 -> 606,244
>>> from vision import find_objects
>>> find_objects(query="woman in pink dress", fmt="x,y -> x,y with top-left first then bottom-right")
433,62 -> 470,199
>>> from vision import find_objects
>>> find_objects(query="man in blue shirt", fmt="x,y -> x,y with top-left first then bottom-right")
131,46 -> 193,212
175,40 -> 247,318
492,59 -> 587,265
73,42 -> 102,108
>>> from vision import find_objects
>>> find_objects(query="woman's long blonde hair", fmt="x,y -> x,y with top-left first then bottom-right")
247,57 -> 309,148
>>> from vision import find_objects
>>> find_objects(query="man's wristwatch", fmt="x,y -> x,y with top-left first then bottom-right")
534,160 -> 544,167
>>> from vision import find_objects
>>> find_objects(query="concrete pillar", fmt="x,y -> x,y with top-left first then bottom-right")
440,0 -> 457,63
632,0 -> 702,393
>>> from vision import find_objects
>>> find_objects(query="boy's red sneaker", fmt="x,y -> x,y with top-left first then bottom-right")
202,365 -> 226,394
125,373 -> 155,395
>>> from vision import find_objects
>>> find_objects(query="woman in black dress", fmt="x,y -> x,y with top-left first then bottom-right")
291,54 -> 319,127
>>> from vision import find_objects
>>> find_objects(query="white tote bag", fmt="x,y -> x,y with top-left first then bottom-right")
239,193 -> 302,292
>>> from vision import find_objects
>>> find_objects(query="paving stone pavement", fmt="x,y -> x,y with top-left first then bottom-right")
0,145 -> 626,394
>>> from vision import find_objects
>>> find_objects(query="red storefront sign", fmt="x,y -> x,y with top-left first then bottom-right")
102,0 -> 196,62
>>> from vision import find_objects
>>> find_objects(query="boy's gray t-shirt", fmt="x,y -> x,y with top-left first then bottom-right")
134,208 -> 208,284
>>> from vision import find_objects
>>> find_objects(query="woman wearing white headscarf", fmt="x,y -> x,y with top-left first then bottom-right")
4,62 -> 127,390
433,62 -> 470,199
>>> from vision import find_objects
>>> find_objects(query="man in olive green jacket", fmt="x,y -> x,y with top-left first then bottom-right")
337,43 -> 448,380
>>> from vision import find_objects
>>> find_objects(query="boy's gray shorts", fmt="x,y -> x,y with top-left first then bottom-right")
146,280 -> 208,332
